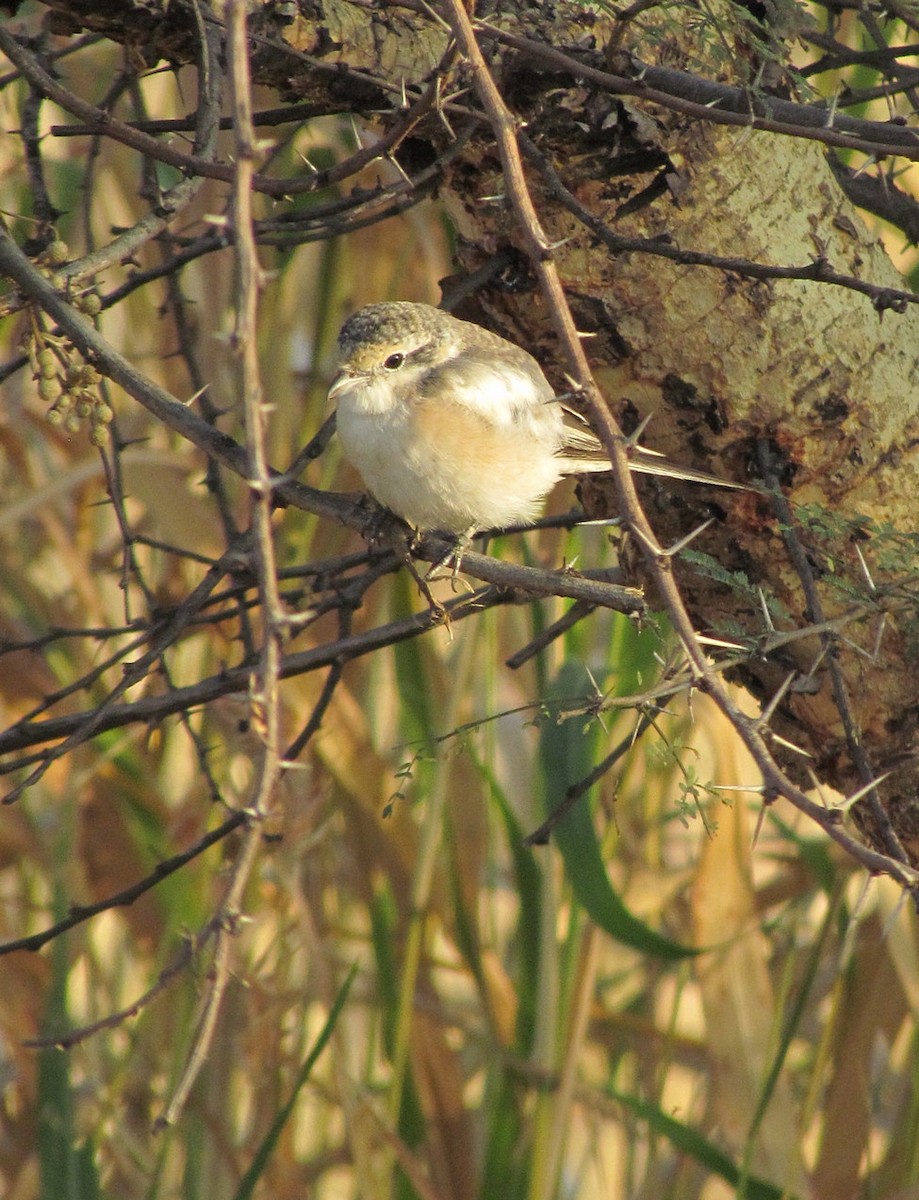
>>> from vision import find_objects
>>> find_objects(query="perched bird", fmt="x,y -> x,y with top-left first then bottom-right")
329,301 -> 740,543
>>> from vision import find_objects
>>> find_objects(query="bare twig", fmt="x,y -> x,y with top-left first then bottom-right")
524,707 -> 658,845
755,441 -> 910,869
28,917 -> 227,1051
0,813 -> 247,957
475,22 -> 919,162
0,554 -> 644,763
156,1 -> 283,1130
1,543 -> 239,804
519,134 -> 917,313
0,27 -> 221,294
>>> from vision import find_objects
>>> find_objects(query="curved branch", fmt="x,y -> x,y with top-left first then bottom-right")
442,0 -> 919,894
0,813 -> 247,955
520,135 -> 917,313
0,554 -> 644,763
479,23 -> 919,161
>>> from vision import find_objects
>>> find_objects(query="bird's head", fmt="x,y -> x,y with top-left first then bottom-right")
328,302 -> 458,414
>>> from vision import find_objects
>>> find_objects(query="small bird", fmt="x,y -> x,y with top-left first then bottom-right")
329,301 -> 740,544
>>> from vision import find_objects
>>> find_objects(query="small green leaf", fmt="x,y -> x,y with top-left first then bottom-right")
233,963 -> 358,1200
540,662 -> 694,960
607,1087 -> 798,1200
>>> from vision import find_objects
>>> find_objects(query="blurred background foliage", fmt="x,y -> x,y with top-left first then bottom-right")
0,4 -> 918,1199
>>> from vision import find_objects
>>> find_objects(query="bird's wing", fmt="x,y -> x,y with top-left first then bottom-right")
417,348 -> 556,426
555,403 -> 608,472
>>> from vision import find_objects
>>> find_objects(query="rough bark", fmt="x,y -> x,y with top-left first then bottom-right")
20,0 -> 919,859
434,29 -> 919,857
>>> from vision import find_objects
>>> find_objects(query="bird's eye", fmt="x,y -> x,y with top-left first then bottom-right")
383,352 -> 405,371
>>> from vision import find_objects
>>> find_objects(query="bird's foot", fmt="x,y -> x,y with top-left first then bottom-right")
424,529 -> 475,593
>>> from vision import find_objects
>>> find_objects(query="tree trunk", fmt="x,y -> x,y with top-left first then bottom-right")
459,100 -> 919,856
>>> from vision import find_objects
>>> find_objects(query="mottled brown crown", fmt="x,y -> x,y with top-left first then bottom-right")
336,302 -> 450,362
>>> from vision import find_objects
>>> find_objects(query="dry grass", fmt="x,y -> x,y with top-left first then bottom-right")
0,20 -> 917,1200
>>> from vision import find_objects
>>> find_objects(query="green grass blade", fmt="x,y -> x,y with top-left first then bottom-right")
232,963 -> 358,1200
473,754 -> 544,1051
540,662 -> 693,960
607,1087 -> 797,1200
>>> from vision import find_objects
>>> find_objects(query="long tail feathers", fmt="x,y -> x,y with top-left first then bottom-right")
560,447 -> 751,491
625,449 -> 751,490
556,404 -> 751,492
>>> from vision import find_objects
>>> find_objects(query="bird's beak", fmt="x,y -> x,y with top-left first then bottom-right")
327,369 -> 354,404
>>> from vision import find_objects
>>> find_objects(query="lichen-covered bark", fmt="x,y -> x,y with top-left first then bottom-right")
28,0 -> 919,855
437,30 -> 919,853
486,111 -> 919,851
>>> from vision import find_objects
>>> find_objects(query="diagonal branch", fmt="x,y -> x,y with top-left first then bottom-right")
439,0 -> 919,894
477,22 -> 919,161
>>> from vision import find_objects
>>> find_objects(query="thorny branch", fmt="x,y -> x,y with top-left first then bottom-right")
0,551 -> 644,767
477,22 -> 919,162
155,3 -> 278,1129
2,0 -> 919,1034
439,0 -> 919,895
0,813 -> 247,957
519,134 -> 917,315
